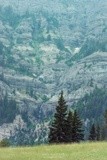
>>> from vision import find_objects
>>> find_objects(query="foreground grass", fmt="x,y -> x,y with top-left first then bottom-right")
0,142 -> 107,160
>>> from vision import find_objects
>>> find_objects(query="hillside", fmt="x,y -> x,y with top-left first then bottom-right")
0,0 -> 107,144
0,142 -> 107,160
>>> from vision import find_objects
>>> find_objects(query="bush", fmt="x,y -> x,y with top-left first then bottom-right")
0,139 -> 10,147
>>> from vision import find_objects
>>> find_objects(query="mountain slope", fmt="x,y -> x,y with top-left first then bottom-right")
0,0 -> 107,144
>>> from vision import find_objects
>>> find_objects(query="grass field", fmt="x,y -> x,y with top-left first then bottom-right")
0,142 -> 107,160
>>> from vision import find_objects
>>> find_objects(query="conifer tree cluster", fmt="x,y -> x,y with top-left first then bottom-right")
0,93 -> 18,125
88,123 -> 101,141
48,91 -> 84,143
88,109 -> 107,142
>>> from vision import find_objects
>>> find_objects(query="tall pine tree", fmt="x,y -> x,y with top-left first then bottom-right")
89,124 -> 96,141
96,124 -> 101,141
72,110 -> 84,142
66,110 -> 73,142
48,91 -> 68,143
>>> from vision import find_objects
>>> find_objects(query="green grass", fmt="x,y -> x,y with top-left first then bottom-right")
0,142 -> 107,160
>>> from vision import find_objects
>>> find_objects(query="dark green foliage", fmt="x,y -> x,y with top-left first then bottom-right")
72,110 -> 84,142
0,93 -> 18,125
104,109 -> 107,125
73,87 -> 107,141
66,111 -> 73,142
101,126 -> 107,141
55,106 -> 84,143
48,91 -> 68,143
0,139 -> 10,147
0,42 -> 16,70
0,42 -> 5,67
49,92 -> 84,144
46,16 -> 59,29
75,39 -> 100,60
55,39 -> 65,51
0,6 -> 21,28
101,110 -> 107,140
89,124 -> 96,141
70,37 -> 107,63
0,42 -> 4,55
0,72 -> 4,81
67,35 -> 107,65
96,124 -> 101,141
74,87 -> 107,121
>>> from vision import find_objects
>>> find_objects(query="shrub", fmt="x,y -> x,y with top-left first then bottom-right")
0,139 -> 10,147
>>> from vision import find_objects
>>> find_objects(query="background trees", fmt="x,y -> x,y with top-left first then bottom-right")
0,93 -> 18,125
89,124 -> 96,141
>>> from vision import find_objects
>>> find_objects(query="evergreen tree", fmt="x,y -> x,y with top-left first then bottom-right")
48,91 -> 68,143
101,126 -> 106,141
89,124 -> 96,141
72,110 -> 84,142
104,109 -> 107,139
96,124 -> 101,141
0,93 -> 17,125
101,110 -> 107,140
66,110 -> 73,142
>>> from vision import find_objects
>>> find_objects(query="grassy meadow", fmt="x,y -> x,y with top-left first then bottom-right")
0,142 -> 107,160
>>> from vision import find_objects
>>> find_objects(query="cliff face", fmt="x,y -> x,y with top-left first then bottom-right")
0,0 -> 107,144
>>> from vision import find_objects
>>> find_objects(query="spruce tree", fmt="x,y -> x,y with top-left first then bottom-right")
104,109 -> 107,125
89,124 -> 96,141
101,110 -> 107,140
72,110 -> 84,142
104,110 -> 107,139
48,91 -> 68,143
96,124 -> 101,141
66,110 -> 73,142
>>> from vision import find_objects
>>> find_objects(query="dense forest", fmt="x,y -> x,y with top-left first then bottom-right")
74,87 -> 107,122
0,93 -> 18,125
